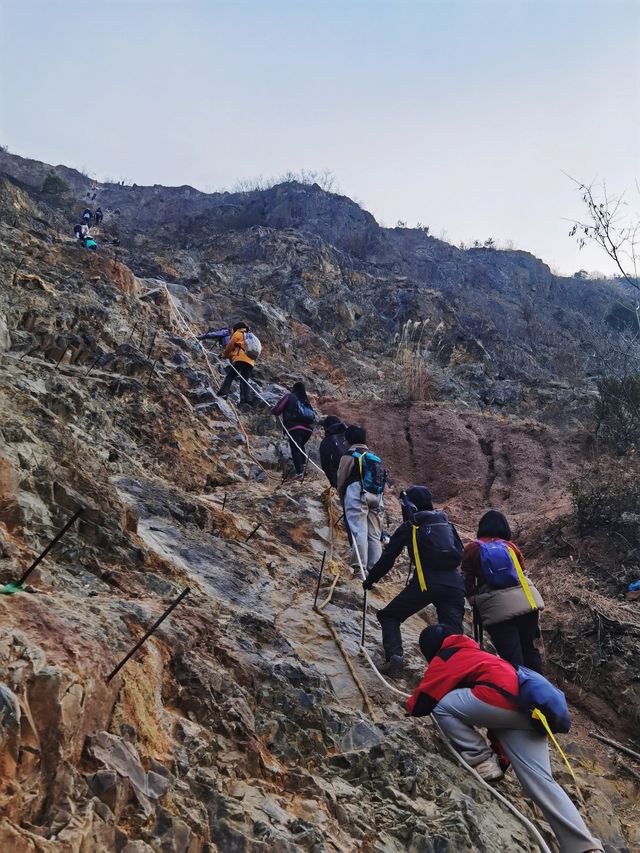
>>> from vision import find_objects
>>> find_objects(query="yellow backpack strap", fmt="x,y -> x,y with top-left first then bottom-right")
506,544 -> 536,610
357,453 -> 364,483
412,525 -> 427,592
531,709 -> 576,782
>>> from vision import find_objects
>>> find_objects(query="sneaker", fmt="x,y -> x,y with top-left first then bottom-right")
474,756 -> 503,782
379,655 -> 404,679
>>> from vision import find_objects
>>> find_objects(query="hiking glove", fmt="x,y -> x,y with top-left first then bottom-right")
362,578 -> 374,591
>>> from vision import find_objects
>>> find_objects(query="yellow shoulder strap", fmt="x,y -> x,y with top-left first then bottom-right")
412,525 -> 427,592
357,453 -> 364,482
531,709 -> 576,782
506,544 -> 536,610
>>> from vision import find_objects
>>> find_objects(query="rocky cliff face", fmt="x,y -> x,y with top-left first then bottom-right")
0,152 -> 638,852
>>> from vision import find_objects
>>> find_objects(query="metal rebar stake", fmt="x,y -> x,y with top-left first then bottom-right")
106,587 -> 191,682
312,550 -> 327,609
17,506 -> 85,586
246,522 -> 262,541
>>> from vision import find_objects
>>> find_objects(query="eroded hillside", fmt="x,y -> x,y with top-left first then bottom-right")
0,155 -> 638,852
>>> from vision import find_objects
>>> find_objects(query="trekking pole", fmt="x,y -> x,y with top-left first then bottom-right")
107,588 -> 190,682
300,451 -> 311,484
361,590 -> 368,647
10,506 -> 85,591
473,605 -> 484,650
312,550 -> 327,609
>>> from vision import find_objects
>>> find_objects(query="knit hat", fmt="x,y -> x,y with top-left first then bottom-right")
345,425 -> 366,445
418,624 -> 456,661
405,485 -> 433,512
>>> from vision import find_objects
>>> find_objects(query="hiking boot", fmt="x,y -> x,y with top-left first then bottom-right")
379,655 -> 404,679
474,756 -> 503,782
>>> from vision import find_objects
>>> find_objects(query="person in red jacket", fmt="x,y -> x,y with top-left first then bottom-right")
407,625 -> 603,853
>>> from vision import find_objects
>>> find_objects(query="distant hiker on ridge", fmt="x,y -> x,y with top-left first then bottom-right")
82,208 -> 92,224
271,382 -> 316,477
337,426 -> 385,574
73,223 -> 83,240
407,624 -> 604,852
319,416 -> 349,489
95,207 -> 103,225
462,510 -> 544,672
363,485 -> 464,678
217,321 -> 261,405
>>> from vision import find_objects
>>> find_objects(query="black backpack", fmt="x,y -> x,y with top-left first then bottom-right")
411,512 -> 463,589
285,395 -> 315,426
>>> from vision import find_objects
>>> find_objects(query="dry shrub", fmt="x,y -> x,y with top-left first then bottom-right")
596,374 -> 640,453
391,319 -> 435,402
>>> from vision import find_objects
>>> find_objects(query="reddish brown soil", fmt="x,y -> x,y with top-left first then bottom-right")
322,400 -> 586,542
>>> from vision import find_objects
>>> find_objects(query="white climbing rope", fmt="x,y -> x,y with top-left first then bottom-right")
164,289 -> 551,852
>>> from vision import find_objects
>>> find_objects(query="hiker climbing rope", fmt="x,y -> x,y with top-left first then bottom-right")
162,287 -> 326,479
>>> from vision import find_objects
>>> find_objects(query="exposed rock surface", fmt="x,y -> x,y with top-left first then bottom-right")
0,153 -> 637,851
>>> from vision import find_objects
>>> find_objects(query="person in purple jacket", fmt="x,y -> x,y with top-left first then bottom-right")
271,382 -> 316,477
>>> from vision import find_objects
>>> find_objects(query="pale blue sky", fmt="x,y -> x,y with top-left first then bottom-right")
1,0 -> 638,274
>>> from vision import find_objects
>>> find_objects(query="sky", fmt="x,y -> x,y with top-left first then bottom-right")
1,0 -> 639,275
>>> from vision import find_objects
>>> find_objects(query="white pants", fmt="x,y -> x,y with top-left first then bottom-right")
344,482 -> 382,571
433,689 -> 603,853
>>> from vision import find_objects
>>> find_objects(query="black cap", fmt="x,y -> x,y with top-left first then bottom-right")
418,624 -> 456,661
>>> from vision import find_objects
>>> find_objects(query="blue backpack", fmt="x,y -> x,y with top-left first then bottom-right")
516,666 -> 571,735
477,539 -> 520,589
352,451 -> 385,496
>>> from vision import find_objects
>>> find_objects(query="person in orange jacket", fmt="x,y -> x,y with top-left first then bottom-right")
217,322 -> 255,404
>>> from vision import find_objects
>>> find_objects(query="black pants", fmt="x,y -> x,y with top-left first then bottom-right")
288,429 -> 311,474
376,578 -> 465,660
218,362 -> 253,402
487,610 -> 542,673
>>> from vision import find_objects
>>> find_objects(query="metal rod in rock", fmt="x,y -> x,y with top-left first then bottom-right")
139,329 -> 146,349
128,321 -> 139,341
55,346 -> 69,370
18,506 -> 85,586
145,359 -> 158,387
85,354 -> 100,376
360,590 -> 368,647
312,550 -> 327,609
146,331 -> 157,359
106,587 -> 190,682
246,522 -> 263,542
221,493 -> 227,511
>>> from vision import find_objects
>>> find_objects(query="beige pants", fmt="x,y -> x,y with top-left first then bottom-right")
344,482 -> 382,571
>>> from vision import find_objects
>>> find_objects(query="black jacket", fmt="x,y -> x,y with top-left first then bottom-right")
367,510 -> 464,590
319,422 -> 348,487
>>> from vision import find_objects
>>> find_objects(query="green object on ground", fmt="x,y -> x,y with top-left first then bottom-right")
0,580 -> 26,596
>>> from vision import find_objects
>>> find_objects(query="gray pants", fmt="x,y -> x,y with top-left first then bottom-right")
433,689 -> 603,853
344,482 -> 382,571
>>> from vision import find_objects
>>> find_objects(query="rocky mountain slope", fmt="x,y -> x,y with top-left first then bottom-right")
0,151 -> 638,852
